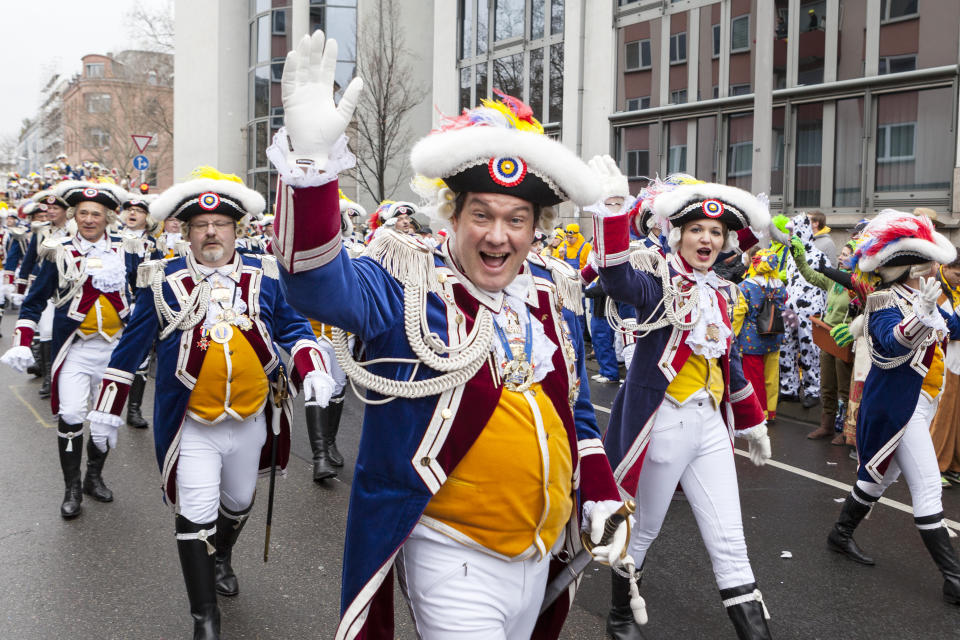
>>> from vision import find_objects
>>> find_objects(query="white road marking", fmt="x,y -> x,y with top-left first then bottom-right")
591,401 -> 960,531
9,385 -> 54,428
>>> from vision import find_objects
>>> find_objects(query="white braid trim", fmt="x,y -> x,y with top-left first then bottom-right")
722,589 -> 770,620
175,525 -> 217,555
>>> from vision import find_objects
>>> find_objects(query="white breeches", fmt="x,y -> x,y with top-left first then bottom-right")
317,337 -> 348,395
856,395 -> 943,520
175,414 -> 267,524
622,342 -> 637,371
38,301 -> 54,341
399,523 -> 552,640
58,336 -> 116,425
627,391 -> 755,590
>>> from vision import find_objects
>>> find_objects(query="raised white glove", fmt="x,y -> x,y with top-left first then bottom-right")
918,276 -> 941,317
587,154 -> 630,205
280,30 -> 363,173
582,500 -> 631,568
739,423 -> 772,467
1,345 -> 34,373
302,369 -> 336,408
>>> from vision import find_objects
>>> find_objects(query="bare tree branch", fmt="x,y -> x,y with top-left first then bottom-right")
124,0 -> 175,53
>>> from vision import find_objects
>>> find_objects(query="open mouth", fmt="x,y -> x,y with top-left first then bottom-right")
696,247 -> 713,260
479,251 -> 509,269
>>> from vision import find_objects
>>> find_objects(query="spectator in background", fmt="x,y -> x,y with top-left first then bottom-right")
808,210 -> 837,266
584,280 -> 620,384
542,227 -> 563,258
559,223 -> 592,339
929,253 -> 960,488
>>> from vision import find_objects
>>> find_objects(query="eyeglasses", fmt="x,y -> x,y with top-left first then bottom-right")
191,221 -> 234,231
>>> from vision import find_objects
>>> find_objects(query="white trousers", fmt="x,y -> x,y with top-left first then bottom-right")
622,342 -> 637,371
856,395 -> 943,519
627,392 -> 755,590
58,336 -> 116,425
317,337 -> 348,395
399,523 -> 551,640
175,414 -> 267,524
38,300 -> 54,341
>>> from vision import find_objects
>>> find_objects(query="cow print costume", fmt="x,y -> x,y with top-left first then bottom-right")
778,213 -> 829,401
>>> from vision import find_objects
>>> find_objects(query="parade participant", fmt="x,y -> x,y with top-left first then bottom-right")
930,256 -> 960,486
541,226 -> 563,257
119,193 -> 162,429
591,179 -> 773,639
85,167 -> 334,640
260,213 -> 275,254
270,31 -> 631,639
2,202 -> 36,302
826,211 -> 960,606
158,216 -> 189,258
1,181 -> 131,518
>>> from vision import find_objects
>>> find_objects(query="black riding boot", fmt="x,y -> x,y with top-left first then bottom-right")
175,515 -> 221,640
606,569 -> 646,639
57,418 -> 83,519
720,583 -> 772,640
38,341 -> 52,398
126,374 -> 149,429
324,393 -> 345,467
306,404 -> 337,481
827,493 -> 875,565
27,340 -> 42,377
82,438 -> 113,502
214,504 -> 252,597
917,518 -> 960,605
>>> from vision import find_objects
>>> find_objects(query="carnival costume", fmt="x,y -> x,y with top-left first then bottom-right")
269,31 -> 629,640
1,181 -> 131,518
592,179 -> 773,639
85,169 -> 334,640
826,210 -> 960,606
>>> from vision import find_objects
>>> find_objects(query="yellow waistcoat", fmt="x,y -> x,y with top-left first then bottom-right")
78,295 -> 123,339
187,331 -> 270,424
666,354 -> 725,407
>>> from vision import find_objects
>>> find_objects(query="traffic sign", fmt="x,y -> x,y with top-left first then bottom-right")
132,155 -> 150,171
131,134 -> 153,153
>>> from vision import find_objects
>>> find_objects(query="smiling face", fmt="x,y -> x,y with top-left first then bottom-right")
186,213 -> 237,267
450,192 -> 537,292
678,218 -> 726,272
74,201 -> 110,242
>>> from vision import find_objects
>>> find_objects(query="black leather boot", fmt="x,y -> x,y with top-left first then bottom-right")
720,583 -> 772,640
214,504 -> 252,597
606,569 -> 646,639
324,393 -> 345,467
175,515 -> 221,640
917,518 -> 960,605
126,374 -> 149,429
306,404 -> 337,481
27,340 -> 42,377
82,438 -> 113,502
57,419 -> 83,519
38,341 -> 52,398
827,493 -> 875,565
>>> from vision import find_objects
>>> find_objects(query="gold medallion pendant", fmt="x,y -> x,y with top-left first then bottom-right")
209,322 -> 234,344
502,357 -> 535,393
706,323 -> 721,342
86,257 -> 103,269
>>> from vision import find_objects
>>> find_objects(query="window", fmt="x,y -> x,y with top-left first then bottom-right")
272,8 -> 287,34
271,56 -> 285,82
876,122 -> 916,162
85,93 -> 111,114
147,70 -> 158,85
727,142 -> 752,176
85,63 -> 104,78
670,89 -> 687,105
88,128 -> 109,148
878,54 -> 917,75
880,0 -> 918,22
796,125 -> 822,166
626,150 -> 649,179
668,145 -> 687,174
626,96 -> 650,111
712,24 -> 720,57
549,42 -> 563,123
730,83 -> 751,96
731,15 -> 750,53
669,32 -> 686,64
625,39 -> 651,71
495,0 -> 524,41
270,106 -> 284,130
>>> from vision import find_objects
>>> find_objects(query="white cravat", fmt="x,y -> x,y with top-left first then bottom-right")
685,270 -> 730,360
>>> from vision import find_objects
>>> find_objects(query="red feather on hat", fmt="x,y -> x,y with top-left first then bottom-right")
861,214 -> 934,257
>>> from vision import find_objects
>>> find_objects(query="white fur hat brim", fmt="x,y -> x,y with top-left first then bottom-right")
857,210 -> 956,272
653,182 -> 770,232
410,126 -> 600,207
149,178 -> 266,223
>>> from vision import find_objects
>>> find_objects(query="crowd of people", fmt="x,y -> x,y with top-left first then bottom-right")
1,29 -> 959,640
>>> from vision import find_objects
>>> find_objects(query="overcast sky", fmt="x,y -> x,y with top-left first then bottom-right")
0,0 -> 169,140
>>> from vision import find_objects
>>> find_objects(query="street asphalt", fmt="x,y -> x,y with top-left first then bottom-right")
1,308 -> 959,639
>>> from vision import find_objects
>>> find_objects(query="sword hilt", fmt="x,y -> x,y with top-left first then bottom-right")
580,499 -> 636,563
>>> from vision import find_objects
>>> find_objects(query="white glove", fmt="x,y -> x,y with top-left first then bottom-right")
302,369 -> 336,408
587,154 -> 630,206
11,293 -> 23,307
740,423 -> 772,467
582,500 -> 631,567
1,345 -> 34,373
280,30 -> 363,172
89,420 -> 119,452
918,276 -> 941,317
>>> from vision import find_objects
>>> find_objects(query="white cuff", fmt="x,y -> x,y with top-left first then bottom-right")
266,127 -> 356,188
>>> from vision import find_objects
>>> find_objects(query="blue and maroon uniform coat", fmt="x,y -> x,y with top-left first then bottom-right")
273,178 -> 622,640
